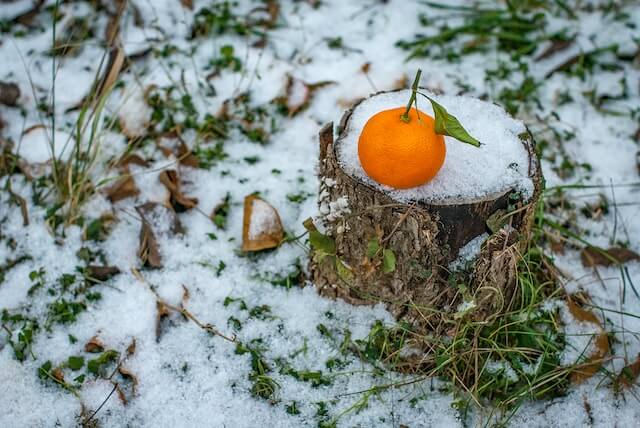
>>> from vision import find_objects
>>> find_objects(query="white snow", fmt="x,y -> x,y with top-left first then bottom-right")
337,90 -> 535,204
0,0 -> 639,427
248,198 -> 279,240
16,127 -> 73,164
449,233 -> 489,271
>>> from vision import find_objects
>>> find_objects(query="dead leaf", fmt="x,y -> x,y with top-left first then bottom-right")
567,296 -> 610,383
616,354 -> 640,388
126,339 -> 136,356
105,175 -> 140,202
117,365 -> 139,400
180,0 -> 193,9
247,0 -> 279,28
276,74 -> 336,116
52,367 -> 65,382
115,383 -> 127,405
242,195 -> 284,252
535,38 -> 575,61
159,169 -> 198,212
105,0 -> 127,44
95,44 -> 125,102
181,285 -> 190,306
156,300 -> 171,342
137,217 -> 162,269
581,246 -> 640,267
116,154 -> 148,168
0,81 -> 20,106
87,265 -> 121,282
135,202 -> 183,268
157,137 -> 199,168
361,62 -> 371,74
85,336 -> 105,353
8,0 -> 44,27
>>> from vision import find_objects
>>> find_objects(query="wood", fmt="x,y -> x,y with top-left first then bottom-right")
309,104 -> 543,329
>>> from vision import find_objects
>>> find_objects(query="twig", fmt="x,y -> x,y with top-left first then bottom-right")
131,268 -> 236,343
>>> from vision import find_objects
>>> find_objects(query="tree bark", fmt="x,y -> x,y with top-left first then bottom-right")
309,106 -> 543,330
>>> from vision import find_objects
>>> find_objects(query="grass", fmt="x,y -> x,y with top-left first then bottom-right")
314,195 -> 624,426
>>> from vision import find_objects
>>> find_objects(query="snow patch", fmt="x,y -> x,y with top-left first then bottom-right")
337,90 -> 535,204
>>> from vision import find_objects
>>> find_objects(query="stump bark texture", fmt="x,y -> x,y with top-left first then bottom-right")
310,107 -> 543,327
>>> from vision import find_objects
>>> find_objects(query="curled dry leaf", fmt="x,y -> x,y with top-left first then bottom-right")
105,153 -> 148,202
180,0 -> 193,9
581,246 -> 640,267
155,300 -> 171,342
242,195 -> 284,252
157,136 -> 200,168
135,202 -> 184,269
126,339 -> 136,357
567,296 -> 610,384
159,169 -> 198,212
0,81 -> 20,107
52,368 -> 65,383
181,284 -> 190,307
277,74 -> 336,116
117,366 -> 139,404
85,336 -> 105,353
87,265 -> 121,282
105,175 -> 139,202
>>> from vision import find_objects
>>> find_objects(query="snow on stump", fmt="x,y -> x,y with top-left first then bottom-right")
310,90 -> 543,327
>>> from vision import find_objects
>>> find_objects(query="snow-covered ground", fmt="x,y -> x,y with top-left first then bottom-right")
0,0 -> 639,426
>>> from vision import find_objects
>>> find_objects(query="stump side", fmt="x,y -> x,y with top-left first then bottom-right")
310,116 -> 543,326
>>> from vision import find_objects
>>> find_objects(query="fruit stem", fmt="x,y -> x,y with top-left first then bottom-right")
400,69 -> 422,123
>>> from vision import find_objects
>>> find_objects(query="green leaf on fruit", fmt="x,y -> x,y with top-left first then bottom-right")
426,96 -> 481,147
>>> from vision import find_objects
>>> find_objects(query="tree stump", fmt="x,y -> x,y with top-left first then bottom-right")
309,93 -> 543,330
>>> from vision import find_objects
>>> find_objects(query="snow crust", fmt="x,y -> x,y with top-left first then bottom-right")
338,90 -> 534,204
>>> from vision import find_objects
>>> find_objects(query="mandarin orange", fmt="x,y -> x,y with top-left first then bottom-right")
358,107 -> 445,189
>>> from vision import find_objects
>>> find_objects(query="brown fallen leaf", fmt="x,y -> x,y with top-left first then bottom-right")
52,367 -> 65,383
157,137 -> 199,168
180,0 -> 193,9
242,195 -> 284,252
156,300 -> 171,342
103,154 -> 147,201
276,74 -> 336,117
9,0 -> 45,27
181,284 -> 190,306
126,338 -> 136,356
135,202 -> 184,268
115,153 -> 149,169
567,296 -> 610,383
616,354 -> 640,388
117,365 -> 139,403
159,169 -> 198,212
85,336 -> 105,353
105,175 -> 140,202
581,246 -> 640,267
535,38 -> 575,61
0,81 -> 20,106
87,265 -> 121,282
137,216 -> 162,269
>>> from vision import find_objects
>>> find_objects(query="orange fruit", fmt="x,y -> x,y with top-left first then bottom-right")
358,107 -> 446,189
